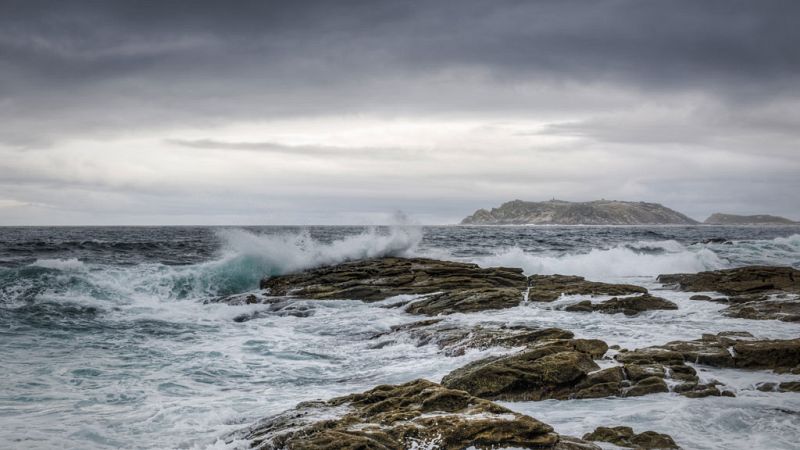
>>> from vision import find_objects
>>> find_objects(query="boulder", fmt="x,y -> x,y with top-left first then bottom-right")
528,274 -> 647,302
583,426 -> 680,449
564,294 -> 678,316
238,378 -> 599,450
441,346 -> 601,401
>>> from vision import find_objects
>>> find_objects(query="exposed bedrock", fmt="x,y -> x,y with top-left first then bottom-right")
237,379 -> 600,450
441,331 -> 800,402
583,426 -> 680,449
439,337 -> 728,401
251,257 -> 652,315
528,274 -> 648,302
260,257 -> 528,301
659,266 -> 800,321
629,331 -> 800,373
564,294 -> 678,316
368,319 -> 576,356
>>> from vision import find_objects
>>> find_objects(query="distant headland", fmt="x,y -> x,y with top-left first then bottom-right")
703,213 -> 798,225
460,200 -> 698,225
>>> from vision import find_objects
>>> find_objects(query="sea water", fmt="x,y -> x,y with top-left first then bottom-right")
1,225 -> 799,449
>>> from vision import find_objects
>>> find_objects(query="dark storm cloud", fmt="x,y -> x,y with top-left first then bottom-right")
1,0 -> 799,224
2,0 -> 800,145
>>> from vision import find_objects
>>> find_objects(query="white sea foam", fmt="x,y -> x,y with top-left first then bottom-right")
472,240 -> 725,280
215,225 -> 422,276
30,257 -> 87,271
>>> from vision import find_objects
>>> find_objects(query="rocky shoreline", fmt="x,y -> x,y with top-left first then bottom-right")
217,257 -> 800,449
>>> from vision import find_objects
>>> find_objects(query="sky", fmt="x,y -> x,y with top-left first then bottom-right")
1,0 -> 799,225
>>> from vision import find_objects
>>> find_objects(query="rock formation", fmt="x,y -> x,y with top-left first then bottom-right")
704,213 -> 797,225
236,379 -> 599,450
658,266 -> 800,321
583,426 -> 679,449
440,336 -> 729,401
461,200 -> 698,225
564,294 -> 678,316
250,257 -> 653,316
528,274 -> 647,301
368,320 -> 575,356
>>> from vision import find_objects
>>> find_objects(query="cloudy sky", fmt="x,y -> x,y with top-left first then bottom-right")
1,0 -> 798,225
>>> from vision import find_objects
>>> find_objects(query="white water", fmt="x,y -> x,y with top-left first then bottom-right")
2,229 -> 800,449
473,240 -> 725,279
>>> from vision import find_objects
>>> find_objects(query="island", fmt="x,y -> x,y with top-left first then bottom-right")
704,213 -> 797,225
460,199 -> 698,225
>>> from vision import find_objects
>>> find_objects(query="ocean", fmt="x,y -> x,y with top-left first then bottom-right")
1,225 -> 799,449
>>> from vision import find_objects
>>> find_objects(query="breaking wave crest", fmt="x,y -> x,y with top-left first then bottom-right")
473,240 -> 726,279
3,226 -> 422,306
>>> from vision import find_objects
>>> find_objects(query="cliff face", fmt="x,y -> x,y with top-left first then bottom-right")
461,200 -> 698,225
704,213 -> 797,225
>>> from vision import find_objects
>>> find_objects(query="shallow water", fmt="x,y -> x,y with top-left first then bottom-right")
1,225 -> 799,449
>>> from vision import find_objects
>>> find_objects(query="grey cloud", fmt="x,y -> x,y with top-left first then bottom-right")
1,1 -> 799,224
165,139 -> 415,159
2,0 -> 800,145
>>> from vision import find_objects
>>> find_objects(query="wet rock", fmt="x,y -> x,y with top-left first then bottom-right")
621,332 -> 800,374
440,334 -> 723,401
210,294 -> 316,320
623,376 -> 669,397
528,274 -> 647,302
755,381 -> 800,393
583,426 -> 680,449
693,237 -> 732,245
369,320 -> 575,356
238,378 -> 598,450
564,294 -> 678,316
660,266 -> 800,322
441,345 -> 601,401
260,257 -> 528,302
658,266 -> 800,298
723,298 -> 800,322
404,287 -> 523,315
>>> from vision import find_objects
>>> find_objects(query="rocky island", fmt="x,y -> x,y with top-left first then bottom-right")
461,200 -> 698,225
704,213 -> 797,225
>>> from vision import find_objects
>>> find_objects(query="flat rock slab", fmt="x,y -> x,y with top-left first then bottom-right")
722,298 -> 800,322
369,320 -> 575,356
237,378 -> 599,450
442,335 -> 738,401
441,339 -> 619,401
583,426 -> 680,449
564,294 -> 678,316
658,266 -> 800,297
529,274 -> 647,302
260,257 -> 527,302
659,266 -> 800,321
618,331 -> 800,374
256,257 -> 651,316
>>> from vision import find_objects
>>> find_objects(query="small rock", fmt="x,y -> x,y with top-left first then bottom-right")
583,426 -> 680,449
529,274 -> 647,302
